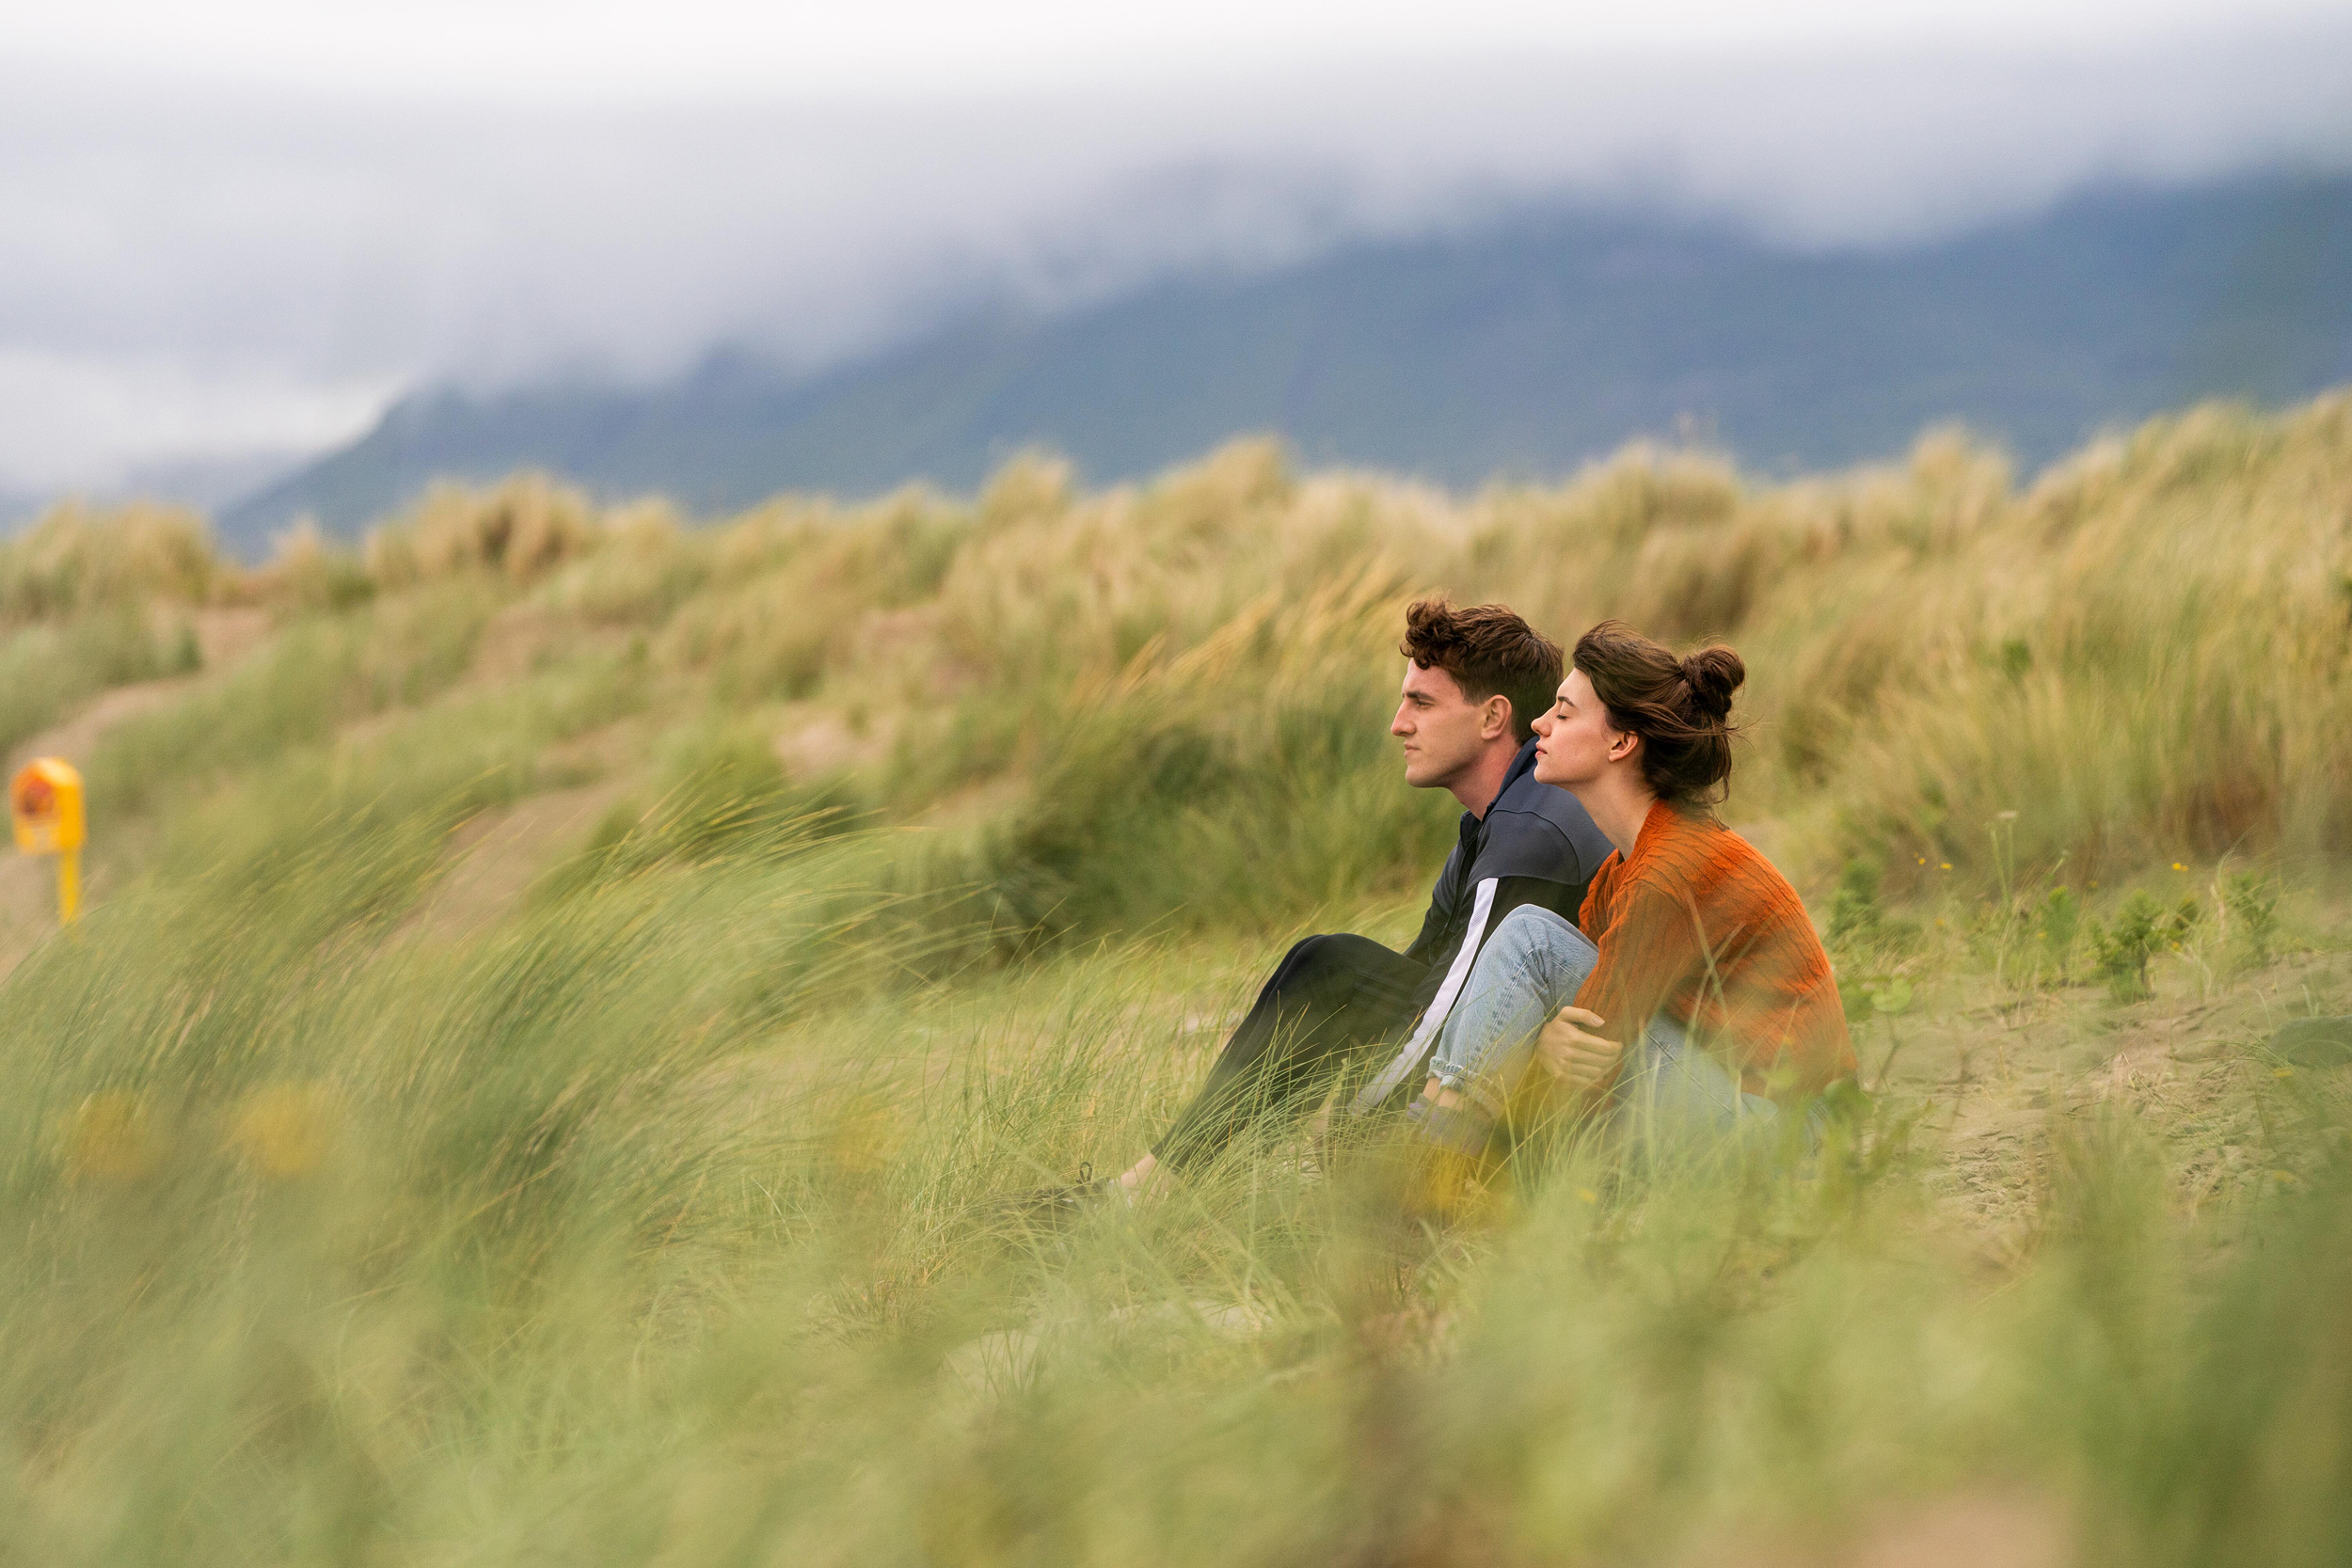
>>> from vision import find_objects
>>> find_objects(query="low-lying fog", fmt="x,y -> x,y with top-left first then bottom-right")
2,8 -> 2347,501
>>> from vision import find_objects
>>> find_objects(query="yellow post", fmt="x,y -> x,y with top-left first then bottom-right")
11,758 -> 87,927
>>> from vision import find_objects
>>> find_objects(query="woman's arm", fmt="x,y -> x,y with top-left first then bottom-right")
1550,879 -> 1698,1077
1534,1006 -> 1622,1095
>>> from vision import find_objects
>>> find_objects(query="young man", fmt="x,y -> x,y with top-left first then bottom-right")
1041,598 -> 1614,1209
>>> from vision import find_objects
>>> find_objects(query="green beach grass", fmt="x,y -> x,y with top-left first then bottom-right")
0,396 -> 2347,1564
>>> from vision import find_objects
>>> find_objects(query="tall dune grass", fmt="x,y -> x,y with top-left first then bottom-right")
0,503 -> 213,752
1,395 -> 2349,1563
20,396 -> 2349,924
0,807 -> 2346,1563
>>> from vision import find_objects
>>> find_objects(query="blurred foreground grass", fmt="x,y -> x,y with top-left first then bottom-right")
0,396 -> 2348,1563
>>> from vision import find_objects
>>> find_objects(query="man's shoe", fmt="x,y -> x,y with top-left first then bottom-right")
994,1163 -> 1119,1233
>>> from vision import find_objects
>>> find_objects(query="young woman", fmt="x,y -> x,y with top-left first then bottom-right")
1406,620 -> 1856,1164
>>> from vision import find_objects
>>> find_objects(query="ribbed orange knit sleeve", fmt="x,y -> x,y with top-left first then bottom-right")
1574,878 -> 1707,1056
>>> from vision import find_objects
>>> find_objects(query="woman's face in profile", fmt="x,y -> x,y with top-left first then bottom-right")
1531,668 -> 1622,789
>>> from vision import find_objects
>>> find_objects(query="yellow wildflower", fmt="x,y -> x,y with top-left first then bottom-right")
228,1083 -> 340,1180
57,1091 -> 168,1184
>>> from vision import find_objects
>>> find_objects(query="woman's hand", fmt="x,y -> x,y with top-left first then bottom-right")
1535,1006 -> 1622,1094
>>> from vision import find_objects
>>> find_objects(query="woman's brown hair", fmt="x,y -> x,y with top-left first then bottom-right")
1571,620 -> 1745,808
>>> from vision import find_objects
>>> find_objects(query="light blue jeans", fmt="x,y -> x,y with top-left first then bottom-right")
1419,905 -> 1789,1164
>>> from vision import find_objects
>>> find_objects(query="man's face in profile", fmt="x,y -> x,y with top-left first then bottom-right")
1391,661 -> 1493,790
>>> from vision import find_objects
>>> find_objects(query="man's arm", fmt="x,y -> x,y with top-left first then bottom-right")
1400,850 -> 1463,968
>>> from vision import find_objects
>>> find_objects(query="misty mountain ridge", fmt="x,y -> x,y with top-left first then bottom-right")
222,169 -> 2352,553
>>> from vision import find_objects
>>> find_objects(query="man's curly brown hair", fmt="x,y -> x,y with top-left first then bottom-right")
1398,598 -> 1564,744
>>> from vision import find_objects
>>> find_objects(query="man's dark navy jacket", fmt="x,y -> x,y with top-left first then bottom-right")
1352,736 -> 1615,1111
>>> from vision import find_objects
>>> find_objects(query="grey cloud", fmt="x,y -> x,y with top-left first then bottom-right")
0,16 -> 2347,491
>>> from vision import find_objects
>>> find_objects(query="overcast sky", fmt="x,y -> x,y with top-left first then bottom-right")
3,0 -> 2349,500
15,0 -> 2352,101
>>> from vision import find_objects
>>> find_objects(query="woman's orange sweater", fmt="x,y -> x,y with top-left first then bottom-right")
1575,801 -> 1856,1098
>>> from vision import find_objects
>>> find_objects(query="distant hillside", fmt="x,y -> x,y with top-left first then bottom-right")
223,170 -> 2352,551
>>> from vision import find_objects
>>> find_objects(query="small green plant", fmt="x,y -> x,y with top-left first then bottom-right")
2040,885 -> 2079,981
1827,858 -> 1883,950
1860,974 -> 1915,1089
2089,890 -> 2200,1003
2220,871 -> 2280,965
1964,811 -> 2048,990
1828,855 -> 1918,963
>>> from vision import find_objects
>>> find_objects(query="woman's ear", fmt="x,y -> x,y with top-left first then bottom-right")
1608,729 -> 1641,763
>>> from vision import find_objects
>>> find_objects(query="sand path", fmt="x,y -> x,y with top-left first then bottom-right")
0,610 -> 269,977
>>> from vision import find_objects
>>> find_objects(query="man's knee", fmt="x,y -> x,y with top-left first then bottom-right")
1488,903 -> 1590,962
1259,933 -> 1405,1017
1278,932 -> 1344,966
1271,932 -> 1362,984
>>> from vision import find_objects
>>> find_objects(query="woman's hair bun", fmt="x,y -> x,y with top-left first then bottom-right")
1571,621 -> 1748,809
1680,645 -> 1745,719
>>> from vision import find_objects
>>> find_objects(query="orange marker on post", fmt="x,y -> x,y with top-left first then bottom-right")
10,758 -> 87,924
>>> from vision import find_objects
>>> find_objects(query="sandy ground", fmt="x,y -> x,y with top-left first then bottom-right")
1677,1487 -> 2070,1568
1848,940 -> 2350,1259
398,712 -> 665,942
401,773 -> 636,941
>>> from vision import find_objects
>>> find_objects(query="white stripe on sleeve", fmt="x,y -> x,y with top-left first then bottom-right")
1351,876 -> 1498,1115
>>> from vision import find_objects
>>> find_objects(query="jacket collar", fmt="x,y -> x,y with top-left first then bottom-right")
1462,736 -> 1540,828
1490,736 -> 1540,811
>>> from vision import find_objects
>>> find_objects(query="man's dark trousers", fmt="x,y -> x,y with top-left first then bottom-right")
1153,934 -> 1427,1172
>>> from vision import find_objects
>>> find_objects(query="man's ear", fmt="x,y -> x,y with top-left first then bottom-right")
1482,695 -> 1513,741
